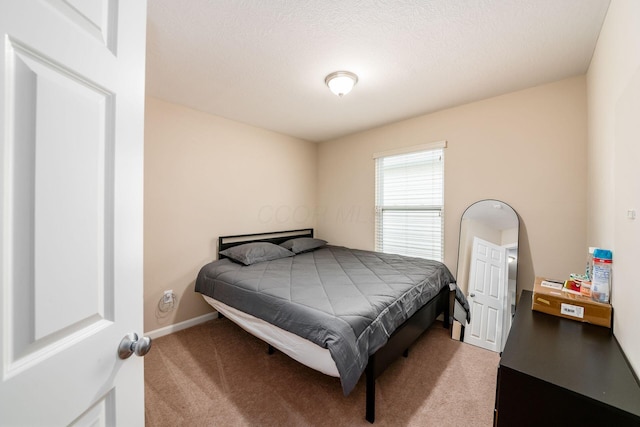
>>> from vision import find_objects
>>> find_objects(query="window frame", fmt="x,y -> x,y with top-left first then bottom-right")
373,141 -> 446,261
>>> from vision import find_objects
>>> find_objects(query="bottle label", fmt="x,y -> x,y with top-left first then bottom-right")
592,265 -> 610,288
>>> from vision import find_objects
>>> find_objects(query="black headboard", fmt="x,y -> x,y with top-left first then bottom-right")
218,228 -> 314,259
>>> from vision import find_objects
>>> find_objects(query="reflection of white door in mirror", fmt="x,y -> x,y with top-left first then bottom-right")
465,237 -> 507,352
454,200 -> 519,353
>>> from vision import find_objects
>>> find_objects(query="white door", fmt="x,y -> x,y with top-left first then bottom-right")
0,1 -> 147,425
464,237 -> 508,352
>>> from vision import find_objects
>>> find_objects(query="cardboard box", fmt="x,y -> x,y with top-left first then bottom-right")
532,277 -> 612,328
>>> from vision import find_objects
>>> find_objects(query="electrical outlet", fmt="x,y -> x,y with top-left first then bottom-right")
163,290 -> 173,304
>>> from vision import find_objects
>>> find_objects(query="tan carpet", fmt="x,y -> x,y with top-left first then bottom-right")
145,318 -> 499,426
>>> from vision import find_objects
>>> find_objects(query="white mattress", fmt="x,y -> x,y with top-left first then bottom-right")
202,295 -> 340,377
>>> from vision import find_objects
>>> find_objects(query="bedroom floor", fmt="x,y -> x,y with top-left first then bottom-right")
144,319 -> 499,426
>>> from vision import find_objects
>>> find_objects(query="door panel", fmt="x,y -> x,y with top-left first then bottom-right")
0,1 -> 146,425
63,0 -> 117,47
465,237 -> 507,352
9,41 -> 114,356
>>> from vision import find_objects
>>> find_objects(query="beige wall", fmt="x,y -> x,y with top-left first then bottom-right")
317,76 -> 589,299
144,97 -> 317,333
587,0 -> 640,373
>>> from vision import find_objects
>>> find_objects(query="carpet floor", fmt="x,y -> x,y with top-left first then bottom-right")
145,318 -> 499,426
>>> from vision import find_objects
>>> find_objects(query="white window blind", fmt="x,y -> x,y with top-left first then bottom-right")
375,147 -> 444,261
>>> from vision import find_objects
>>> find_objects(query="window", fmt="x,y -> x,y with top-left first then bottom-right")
374,142 -> 445,261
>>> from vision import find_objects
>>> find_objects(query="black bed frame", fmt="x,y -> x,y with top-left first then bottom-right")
217,228 -> 451,423
218,228 -> 316,254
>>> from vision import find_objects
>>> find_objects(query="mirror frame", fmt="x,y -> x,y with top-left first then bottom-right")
454,199 -> 519,351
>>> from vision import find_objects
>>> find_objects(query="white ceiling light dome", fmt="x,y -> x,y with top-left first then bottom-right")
325,71 -> 358,97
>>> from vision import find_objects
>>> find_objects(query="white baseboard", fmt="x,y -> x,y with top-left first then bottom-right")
145,311 -> 218,339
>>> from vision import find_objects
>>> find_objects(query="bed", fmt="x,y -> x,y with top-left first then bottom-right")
195,228 -> 469,423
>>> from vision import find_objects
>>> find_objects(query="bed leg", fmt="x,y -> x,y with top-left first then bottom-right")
267,344 -> 275,355
443,293 -> 451,329
442,313 -> 450,328
402,348 -> 409,358
365,362 -> 375,423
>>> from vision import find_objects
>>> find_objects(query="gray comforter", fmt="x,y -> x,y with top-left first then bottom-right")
195,245 -> 459,395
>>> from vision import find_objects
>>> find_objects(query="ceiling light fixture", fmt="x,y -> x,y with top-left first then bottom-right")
325,71 -> 358,97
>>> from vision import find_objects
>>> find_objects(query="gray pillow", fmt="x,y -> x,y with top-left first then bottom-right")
220,242 -> 294,265
280,237 -> 328,254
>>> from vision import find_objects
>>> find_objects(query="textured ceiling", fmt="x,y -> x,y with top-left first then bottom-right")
146,0 -> 610,142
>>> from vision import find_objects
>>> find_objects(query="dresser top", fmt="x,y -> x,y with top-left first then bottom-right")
500,290 -> 640,417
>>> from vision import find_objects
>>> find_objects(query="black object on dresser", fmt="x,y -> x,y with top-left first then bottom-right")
495,290 -> 640,426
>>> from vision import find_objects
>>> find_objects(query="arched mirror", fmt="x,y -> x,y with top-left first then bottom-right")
455,199 -> 519,353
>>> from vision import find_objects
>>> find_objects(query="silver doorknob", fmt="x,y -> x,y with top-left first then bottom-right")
118,332 -> 152,359
469,293 -> 476,298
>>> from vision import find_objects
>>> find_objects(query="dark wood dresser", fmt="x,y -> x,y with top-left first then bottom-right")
495,290 -> 640,426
